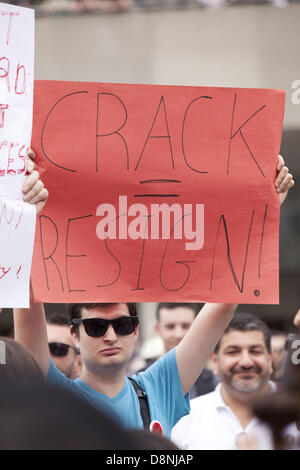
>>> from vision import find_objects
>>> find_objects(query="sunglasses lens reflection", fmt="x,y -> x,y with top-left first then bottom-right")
114,317 -> 136,335
49,343 -> 69,357
84,319 -> 107,337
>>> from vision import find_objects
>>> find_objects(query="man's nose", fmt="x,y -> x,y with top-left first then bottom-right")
239,351 -> 254,368
103,324 -> 118,342
174,326 -> 186,341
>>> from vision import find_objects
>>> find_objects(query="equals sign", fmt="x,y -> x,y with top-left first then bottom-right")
134,179 -> 182,198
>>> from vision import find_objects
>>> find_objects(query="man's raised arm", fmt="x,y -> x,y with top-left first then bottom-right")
14,295 -> 50,377
176,303 -> 237,395
13,149 -> 50,377
176,154 -> 294,395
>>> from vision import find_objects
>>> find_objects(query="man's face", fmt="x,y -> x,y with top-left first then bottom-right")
71,303 -> 139,375
212,330 -> 272,395
155,307 -> 195,352
47,323 -> 81,380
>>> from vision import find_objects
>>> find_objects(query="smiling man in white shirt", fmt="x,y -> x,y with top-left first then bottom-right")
171,312 -> 277,450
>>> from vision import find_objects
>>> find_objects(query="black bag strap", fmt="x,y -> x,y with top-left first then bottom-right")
129,377 -> 151,430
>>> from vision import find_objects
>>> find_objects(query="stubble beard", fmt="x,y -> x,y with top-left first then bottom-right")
220,367 -> 269,395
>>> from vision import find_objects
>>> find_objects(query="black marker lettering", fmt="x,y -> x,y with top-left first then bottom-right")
209,210 -> 255,292
66,215 -> 92,292
159,215 -> 196,291
258,204 -> 268,278
131,215 -> 150,291
227,92 -> 266,175
182,96 -> 211,174
41,91 -> 88,173
96,92 -> 129,172
39,215 -> 64,292
135,96 -> 174,171
96,215 -> 123,287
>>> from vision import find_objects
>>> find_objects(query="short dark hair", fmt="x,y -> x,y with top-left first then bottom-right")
46,313 -> 70,327
0,383 -> 138,450
0,337 -> 44,385
69,303 -> 137,333
156,303 -> 200,321
271,330 -> 287,338
214,312 -> 271,353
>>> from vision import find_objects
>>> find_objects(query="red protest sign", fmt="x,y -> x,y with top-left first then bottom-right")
31,80 -> 284,304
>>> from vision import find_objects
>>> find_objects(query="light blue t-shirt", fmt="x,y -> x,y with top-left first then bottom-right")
47,348 -> 190,437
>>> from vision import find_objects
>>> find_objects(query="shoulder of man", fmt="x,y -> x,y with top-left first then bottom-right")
191,388 -> 217,407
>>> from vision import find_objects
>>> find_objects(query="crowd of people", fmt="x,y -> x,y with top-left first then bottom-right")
6,0 -> 294,16
0,149 -> 298,450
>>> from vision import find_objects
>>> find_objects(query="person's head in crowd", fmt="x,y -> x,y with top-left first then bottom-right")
0,382 -> 137,450
0,336 -> 44,385
270,330 -> 287,381
69,303 -> 139,378
251,333 -> 300,450
127,429 -> 180,450
46,312 -> 82,380
155,303 -> 199,352
293,308 -> 300,330
211,312 -> 273,401
0,308 -> 13,338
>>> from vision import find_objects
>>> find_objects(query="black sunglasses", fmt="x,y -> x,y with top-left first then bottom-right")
71,316 -> 139,337
49,342 -> 78,357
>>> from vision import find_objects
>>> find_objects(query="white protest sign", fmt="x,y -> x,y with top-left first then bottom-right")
0,196 -> 36,307
0,3 -> 36,308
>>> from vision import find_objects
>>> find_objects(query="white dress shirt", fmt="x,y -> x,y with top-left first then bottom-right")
171,383 -> 276,450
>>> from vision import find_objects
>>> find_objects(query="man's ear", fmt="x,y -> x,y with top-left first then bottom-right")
269,351 -> 274,375
134,323 -> 140,342
74,354 -> 83,377
70,325 -> 80,349
210,353 -> 218,376
154,322 -> 160,335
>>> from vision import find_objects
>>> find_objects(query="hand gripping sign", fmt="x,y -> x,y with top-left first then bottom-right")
31,81 -> 285,304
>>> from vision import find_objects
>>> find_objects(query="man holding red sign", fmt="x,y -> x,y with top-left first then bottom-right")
13,153 -> 293,437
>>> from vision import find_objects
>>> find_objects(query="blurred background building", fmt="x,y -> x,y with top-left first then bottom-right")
1,0 -> 299,351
